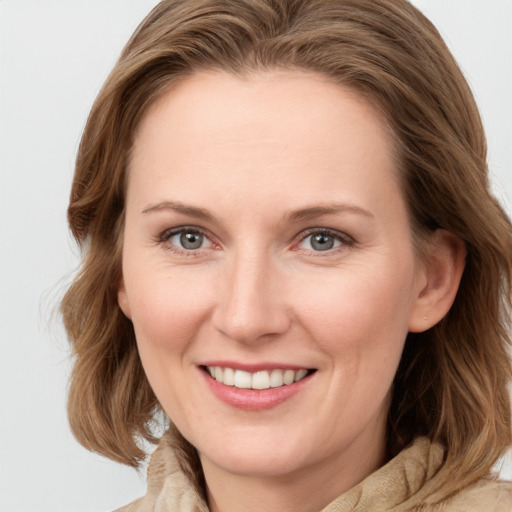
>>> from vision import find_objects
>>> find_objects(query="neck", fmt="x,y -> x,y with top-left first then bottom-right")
201,427 -> 387,512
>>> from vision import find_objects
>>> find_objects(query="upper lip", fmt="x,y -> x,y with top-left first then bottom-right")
200,361 -> 314,372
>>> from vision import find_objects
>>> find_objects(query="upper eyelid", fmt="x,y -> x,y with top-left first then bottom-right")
295,227 -> 354,244
159,225 -> 211,240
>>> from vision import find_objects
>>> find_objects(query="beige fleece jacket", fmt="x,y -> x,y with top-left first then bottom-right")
115,431 -> 511,512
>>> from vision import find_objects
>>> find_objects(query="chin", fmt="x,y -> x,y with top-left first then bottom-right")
200,445 -> 311,479
184,424 -> 305,476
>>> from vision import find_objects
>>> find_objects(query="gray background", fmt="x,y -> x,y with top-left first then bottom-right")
1,1 -> 511,511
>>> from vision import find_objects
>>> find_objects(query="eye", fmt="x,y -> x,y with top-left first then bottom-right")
297,229 -> 351,252
172,231 -> 207,250
158,227 -> 214,252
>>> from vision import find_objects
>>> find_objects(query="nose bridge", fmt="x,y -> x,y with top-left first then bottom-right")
212,244 -> 290,344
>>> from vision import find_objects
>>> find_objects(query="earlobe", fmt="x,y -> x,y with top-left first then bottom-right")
117,276 -> 132,320
409,230 -> 466,333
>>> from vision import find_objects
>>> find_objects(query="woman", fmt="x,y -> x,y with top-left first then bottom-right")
61,0 -> 512,510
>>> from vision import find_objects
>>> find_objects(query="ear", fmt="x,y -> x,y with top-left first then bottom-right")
408,230 -> 466,333
117,275 -> 132,320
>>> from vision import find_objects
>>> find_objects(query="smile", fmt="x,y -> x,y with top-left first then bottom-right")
204,366 -> 313,390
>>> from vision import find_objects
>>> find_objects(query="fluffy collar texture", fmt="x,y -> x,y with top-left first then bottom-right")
116,430 -> 511,512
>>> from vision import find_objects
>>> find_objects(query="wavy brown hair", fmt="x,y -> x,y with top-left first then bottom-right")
61,0 -> 512,500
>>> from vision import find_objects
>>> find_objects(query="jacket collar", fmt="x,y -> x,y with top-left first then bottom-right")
133,431 -> 446,512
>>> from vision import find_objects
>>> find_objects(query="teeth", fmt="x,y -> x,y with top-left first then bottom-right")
283,369 -> 295,385
234,369 -> 252,389
223,367 -> 235,386
252,371 -> 270,390
270,369 -> 284,388
206,366 -> 310,390
294,369 -> 308,382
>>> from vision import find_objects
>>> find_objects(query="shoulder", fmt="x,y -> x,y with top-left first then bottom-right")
113,496 -> 148,512
111,429 -> 208,512
436,479 -> 512,512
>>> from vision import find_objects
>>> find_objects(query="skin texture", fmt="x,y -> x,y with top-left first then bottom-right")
118,70 -> 466,512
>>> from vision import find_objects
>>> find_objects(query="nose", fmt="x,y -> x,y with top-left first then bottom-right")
211,251 -> 291,344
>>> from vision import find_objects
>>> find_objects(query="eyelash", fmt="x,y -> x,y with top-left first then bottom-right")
155,226 -> 355,256
156,226 -> 214,257
294,228 -> 355,255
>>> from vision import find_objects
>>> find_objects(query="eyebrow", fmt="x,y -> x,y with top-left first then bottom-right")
142,201 -> 216,222
287,203 -> 374,222
142,200 -> 373,222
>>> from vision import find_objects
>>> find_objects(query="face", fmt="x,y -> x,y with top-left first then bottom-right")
119,70 -> 427,487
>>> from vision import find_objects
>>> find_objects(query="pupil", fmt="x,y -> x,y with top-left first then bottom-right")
311,233 -> 334,251
180,232 -> 203,250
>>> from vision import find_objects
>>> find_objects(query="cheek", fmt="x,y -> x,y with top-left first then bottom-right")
123,267 -> 212,360
124,272 -> 212,411
293,260 -> 416,357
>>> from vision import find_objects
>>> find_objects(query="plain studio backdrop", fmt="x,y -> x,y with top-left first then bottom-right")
0,1 -> 511,511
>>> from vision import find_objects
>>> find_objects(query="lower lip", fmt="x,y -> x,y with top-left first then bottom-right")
201,370 -> 313,411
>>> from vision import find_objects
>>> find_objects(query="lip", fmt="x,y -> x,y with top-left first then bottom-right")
201,360 -> 310,372
199,364 -> 315,411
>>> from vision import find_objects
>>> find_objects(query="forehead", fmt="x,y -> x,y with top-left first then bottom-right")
128,69 -> 401,213
136,69 -> 393,141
